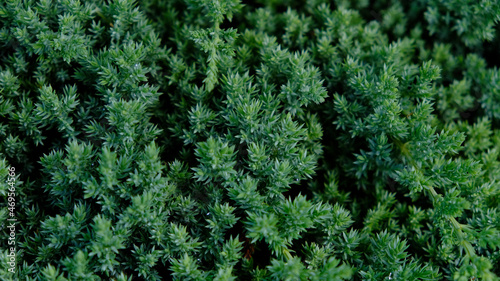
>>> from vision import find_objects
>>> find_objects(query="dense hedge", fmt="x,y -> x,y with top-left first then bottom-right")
1,0 -> 500,280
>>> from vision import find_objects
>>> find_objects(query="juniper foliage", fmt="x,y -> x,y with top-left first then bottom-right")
0,0 -> 499,280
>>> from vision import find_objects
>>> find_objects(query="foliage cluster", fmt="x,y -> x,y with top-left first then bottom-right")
0,0 -> 499,280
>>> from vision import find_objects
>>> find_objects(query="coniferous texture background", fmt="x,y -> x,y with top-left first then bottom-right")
0,0 -> 499,280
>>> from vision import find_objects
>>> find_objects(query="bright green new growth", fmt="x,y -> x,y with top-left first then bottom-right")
0,0 -> 500,280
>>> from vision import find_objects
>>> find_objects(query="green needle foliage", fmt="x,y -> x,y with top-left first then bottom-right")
0,0 -> 499,280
